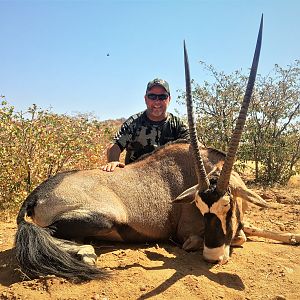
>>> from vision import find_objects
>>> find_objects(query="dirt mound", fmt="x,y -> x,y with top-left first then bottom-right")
0,188 -> 299,300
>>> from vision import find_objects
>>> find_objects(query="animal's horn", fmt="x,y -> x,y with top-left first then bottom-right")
216,15 -> 263,194
184,40 -> 210,192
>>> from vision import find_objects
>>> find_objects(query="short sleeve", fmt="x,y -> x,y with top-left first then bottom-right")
113,113 -> 142,151
113,120 -> 132,151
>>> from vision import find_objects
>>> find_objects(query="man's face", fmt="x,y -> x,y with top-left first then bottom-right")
145,85 -> 171,121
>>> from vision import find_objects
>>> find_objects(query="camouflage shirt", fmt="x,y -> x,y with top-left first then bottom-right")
113,111 -> 189,164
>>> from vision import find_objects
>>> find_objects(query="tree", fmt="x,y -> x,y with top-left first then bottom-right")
245,61 -> 300,184
177,60 -> 300,185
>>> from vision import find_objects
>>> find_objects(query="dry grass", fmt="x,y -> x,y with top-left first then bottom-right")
288,174 -> 300,188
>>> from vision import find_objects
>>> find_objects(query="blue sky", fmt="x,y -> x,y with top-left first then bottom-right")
1,0 -> 300,120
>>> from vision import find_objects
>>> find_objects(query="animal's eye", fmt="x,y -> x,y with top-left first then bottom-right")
223,201 -> 230,208
221,196 -> 231,208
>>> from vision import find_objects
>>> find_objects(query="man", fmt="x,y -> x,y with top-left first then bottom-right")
102,78 -> 189,172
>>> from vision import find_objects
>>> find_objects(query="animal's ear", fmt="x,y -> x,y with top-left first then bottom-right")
233,186 -> 274,208
229,171 -> 276,209
173,185 -> 199,204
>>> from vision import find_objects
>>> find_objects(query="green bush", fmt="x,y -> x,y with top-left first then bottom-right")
0,101 -> 120,209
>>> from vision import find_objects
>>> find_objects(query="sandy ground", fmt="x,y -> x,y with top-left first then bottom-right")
0,187 -> 299,300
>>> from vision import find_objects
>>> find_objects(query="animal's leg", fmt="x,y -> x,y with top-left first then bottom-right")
48,210 -> 119,241
176,204 -> 204,251
243,224 -> 300,245
46,209 -> 124,266
231,229 -> 247,246
182,234 -> 203,251
77,245 -> 98,265
55,240 -> 97,265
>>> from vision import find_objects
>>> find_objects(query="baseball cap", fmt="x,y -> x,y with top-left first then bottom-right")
146,78 -> 170,95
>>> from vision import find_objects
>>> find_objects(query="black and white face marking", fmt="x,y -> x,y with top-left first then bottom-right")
194,187 -> 232,232
193,189 -> 236,263
195,195 -> 231,236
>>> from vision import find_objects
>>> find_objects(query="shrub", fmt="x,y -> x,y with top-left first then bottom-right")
0,101 -> 121,209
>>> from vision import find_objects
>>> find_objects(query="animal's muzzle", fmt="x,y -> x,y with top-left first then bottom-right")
203,244 -> 230,264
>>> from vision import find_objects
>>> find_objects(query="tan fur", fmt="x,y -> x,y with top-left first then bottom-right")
30,143 -> 208,243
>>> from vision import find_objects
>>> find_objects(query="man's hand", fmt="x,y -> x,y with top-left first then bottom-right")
101,161 -> 125,172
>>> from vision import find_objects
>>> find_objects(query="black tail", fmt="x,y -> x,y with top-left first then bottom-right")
15,201 -> 108,282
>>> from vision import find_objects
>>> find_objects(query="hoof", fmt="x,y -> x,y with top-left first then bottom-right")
82,255 -> 97,265
182,235 -> 203,251
231,229 -> 247,246
77,245 -> 97,265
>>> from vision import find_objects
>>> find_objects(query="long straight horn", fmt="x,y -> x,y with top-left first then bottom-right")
216,15 -> 263,195
184,40 -> 210,192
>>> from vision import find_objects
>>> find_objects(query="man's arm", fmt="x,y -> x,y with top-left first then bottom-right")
177,117 -> 190,141
101,143 -> 125,172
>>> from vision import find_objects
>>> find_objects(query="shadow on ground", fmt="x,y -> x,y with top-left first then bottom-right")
0,248 -> 25,286
107,244 -> 245,299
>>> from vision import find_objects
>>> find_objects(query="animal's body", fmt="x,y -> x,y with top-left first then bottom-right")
15,141 -> 299,282
16,142 -> 232,281
22,142 -> 208,243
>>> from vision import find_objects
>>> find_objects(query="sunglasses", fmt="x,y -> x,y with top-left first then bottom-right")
146,93 -> 169,101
